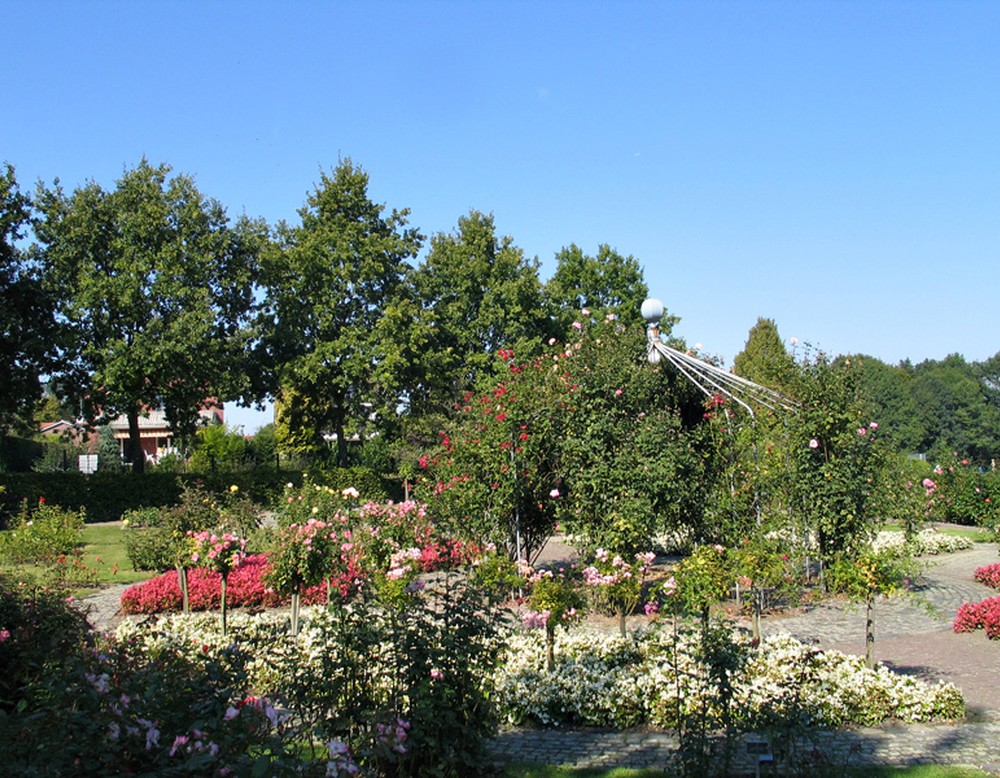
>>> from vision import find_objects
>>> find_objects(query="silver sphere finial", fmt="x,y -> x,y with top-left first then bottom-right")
641,298 -> 664,324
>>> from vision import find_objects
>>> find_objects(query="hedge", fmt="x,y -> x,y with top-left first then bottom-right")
0,466 -> 400,526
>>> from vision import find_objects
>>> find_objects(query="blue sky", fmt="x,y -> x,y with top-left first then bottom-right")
5,1 -> 998,432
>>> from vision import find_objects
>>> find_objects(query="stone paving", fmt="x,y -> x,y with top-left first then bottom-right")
488,542 -> 1000,774
79,541 -> 1000,774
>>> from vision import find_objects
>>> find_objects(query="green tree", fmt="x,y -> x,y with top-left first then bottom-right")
543,243 -> 649,337
407,211 -> 548,413
732,317 -> 796,392
849,355 -> 924,454
0,164 -> 56,432
35,159 -> 267,473
260,160 -> 422,465
910,354 -> 1000,464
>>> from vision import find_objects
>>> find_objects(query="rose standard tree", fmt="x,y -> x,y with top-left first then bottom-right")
415,347 -> 568,564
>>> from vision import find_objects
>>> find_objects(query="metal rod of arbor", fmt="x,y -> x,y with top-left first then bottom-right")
642,298 -> 797,417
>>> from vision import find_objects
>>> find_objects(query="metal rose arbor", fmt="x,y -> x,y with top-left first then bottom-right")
642,297 -> 797,642
644,297 -> 903,667
641,298 -> 796,419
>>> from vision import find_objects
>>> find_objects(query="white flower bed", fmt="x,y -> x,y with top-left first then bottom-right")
493,629 -> 964,729
872,528 -> 973,556
116,611 -> 964,733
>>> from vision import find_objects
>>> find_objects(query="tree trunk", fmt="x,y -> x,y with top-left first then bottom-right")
177,565 -> 190,614
618,609 -> 627,638
127,408 -> 145,474
220,573 -> 229,635
335,407 -> 349,468
545,624 -> 555,672
291,590 -> 301,636
865,594 -> 876,669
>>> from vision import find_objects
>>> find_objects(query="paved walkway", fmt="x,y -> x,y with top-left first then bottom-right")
80,542 -> 1000,774
488,541 -> 1000,774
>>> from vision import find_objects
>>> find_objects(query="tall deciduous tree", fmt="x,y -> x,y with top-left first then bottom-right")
261,160 -> 422,466
0,164 -> 56,432
543,243 -> 650,337
408,211 -> 548,412
36,159 -> 266,472
910,354 -> 1000,464
848,354 -> 924,454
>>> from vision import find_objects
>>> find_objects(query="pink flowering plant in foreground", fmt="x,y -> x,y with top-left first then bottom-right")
187,530 -> 246,634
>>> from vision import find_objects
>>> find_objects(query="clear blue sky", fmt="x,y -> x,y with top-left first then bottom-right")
5,1 -> 998,432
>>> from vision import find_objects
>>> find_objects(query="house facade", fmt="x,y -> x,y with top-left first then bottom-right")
108,404 -> 224,465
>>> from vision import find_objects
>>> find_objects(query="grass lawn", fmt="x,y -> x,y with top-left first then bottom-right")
883,522 -> 995,543
0,523 -> 148,593
502,763 -> 992,777
79,522 -> 149,586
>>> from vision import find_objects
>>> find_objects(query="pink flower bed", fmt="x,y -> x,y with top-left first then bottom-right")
120,541 -> 480,615
973,563 -> 1000,590
120,554 -> 340,615
953,595 -> 1000,639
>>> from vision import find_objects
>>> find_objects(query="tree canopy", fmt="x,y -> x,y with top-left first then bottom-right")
260,160 -> 423,466
543,243 -> 649,337
407,211 -> 548,412
35,159 -> 267,472
0,164 -> 57,432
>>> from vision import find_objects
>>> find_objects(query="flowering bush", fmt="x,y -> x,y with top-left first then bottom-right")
120,554 -> 344,614
0,498 -> 85,565
0,573 -> 92,712
974,563 -> 1000,590
0,627 -> 312,775
670,544 -> 731,617
872,528 -> 973,556
954,595 -> 1000,638
188,530 -> 246,576
580,549 -> 655,634
790,354 -> 890,560
117,572 -> 506,777
493,629 -> 964,729
266,517 -> 357,633
924,455 -> 1000,527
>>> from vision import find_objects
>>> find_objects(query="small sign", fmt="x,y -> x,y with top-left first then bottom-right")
746,740 -> 770,756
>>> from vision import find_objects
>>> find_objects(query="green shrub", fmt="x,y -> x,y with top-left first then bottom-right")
0,572 -> 92,711
0,499 -> 85,565
122,526 -> 178,572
